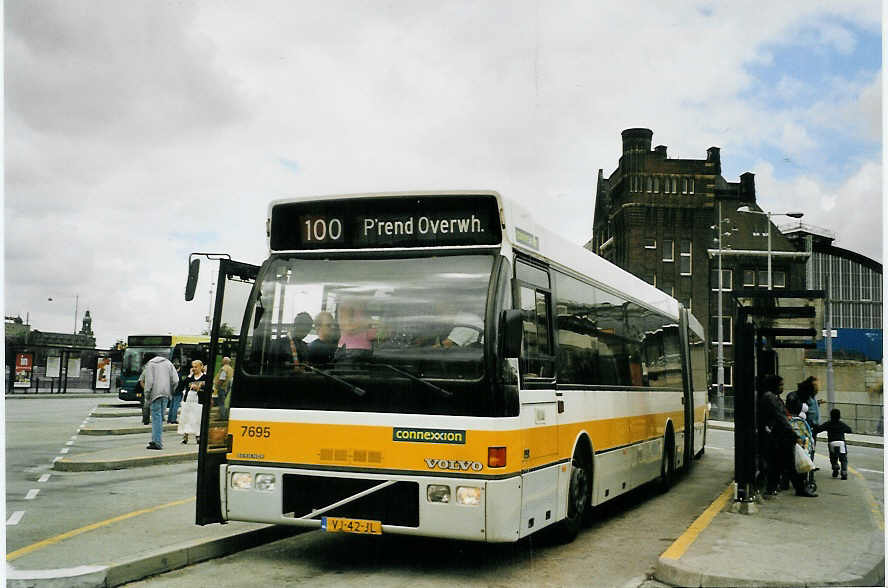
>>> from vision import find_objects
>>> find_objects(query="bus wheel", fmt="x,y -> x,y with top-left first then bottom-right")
557,450 -> 590,542
659,432 -> 675,493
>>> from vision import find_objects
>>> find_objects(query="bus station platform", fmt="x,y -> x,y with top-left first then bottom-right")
6,411 -> 884,587
655,420 -> 884,587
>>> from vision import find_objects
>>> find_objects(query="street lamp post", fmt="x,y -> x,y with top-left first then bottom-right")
712,202 -> 739,421
736,206 -> 804,290
47,294 -> 80,335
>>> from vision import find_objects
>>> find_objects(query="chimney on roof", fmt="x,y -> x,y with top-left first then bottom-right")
621,128 -> 653,154
739,172 -> 756,203
654,145 -> 667,158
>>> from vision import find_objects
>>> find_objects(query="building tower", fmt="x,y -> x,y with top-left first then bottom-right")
589,128 -> 808,412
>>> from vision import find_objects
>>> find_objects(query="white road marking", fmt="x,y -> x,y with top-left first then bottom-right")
25,489 -> 40,500
856,467 -> 883,474
65,441 -> 74,446
38,474 -> 51,483
70,435 -> 78,440
60,448 -> 70,454
7,511 -> 25,525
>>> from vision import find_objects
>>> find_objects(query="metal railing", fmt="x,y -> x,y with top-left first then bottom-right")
711,395 -> 883,436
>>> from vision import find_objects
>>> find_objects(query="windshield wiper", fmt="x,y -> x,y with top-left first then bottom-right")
351,361 -> 452,398
303,364 -> 366,397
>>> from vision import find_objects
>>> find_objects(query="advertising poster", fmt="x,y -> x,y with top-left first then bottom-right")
46,355 -> 61,378
67,357 -> 81,376
95,358 -> 111,389
14,353 -> 33,388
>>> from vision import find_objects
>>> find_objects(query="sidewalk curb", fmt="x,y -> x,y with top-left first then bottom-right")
656,528 -> 884,587
6,393 -> 115,400
88,411 -> 142,418
8,525 -> 302,588
707,420 -> 883,449
53,451 -> 197,472
78,424 -> 179,436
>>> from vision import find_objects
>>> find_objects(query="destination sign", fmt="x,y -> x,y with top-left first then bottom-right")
270,195 -> 502,251
128,335 -> 172,346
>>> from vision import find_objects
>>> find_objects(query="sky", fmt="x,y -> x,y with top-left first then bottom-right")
3,0 -> 883,349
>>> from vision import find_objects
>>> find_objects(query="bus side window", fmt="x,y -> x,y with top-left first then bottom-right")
519,285 -> 554,380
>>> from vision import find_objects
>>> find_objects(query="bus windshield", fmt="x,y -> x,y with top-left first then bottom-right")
122,347 -> 171,376
238,254 -> 497,415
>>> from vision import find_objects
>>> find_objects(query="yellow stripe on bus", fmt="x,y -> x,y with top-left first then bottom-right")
228,407 -> 702,473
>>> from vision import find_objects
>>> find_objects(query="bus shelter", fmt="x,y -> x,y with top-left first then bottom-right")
731,289 -> 825,506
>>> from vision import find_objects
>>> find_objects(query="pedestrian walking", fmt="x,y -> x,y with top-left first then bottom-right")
167,359 -> 188,424
141,352 -> 179,450
214,356 -> 234,420
179,360 -> 208,444
815,409 -> 853,480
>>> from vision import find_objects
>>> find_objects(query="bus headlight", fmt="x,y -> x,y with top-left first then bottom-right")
255,474 -> 276,492
427,484 -> 451,503
456,486 -> 481,506
231,472 -> 253,490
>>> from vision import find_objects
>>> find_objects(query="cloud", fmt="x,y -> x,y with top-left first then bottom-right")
752,159 -> 882,262
4,1 -> 881,346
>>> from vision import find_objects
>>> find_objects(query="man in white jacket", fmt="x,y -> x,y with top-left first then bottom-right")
140,352 -> 179,450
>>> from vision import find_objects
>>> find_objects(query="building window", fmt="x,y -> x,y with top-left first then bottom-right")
710,316 -> 732,345
672,177 -> 678,193
680,240 -> 692,275
643,238 -> 656,249
653,177 -> 659,193
758,270 -> 769,288
773,270 -> 786,288
647,271 -> 656,286
710,269 -> 732,291
711,365 -> 733,388
662,239 -> 674,262
682,178 -> 688,194
647,176 -> 652,192
689,178 -> 694,194
743,269 -> 755,287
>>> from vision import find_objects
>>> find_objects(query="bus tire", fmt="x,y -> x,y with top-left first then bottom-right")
556,449 -> 591,543
659,430 -> 675,493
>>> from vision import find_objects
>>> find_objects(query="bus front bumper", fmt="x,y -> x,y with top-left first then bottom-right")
221,464 -> 523,543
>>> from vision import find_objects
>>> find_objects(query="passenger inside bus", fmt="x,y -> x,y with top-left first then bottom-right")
336,298 -> 376,353
307,311 -> 339,364
271,311 -> 313,369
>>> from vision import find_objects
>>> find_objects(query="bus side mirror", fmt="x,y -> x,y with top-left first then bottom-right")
502,309 -> 523,358
185,258 -> 200,301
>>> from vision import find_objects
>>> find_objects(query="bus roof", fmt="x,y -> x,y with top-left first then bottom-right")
128,334 -> 209,347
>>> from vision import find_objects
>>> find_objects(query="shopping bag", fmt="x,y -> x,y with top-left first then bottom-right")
794,443 -> 814,473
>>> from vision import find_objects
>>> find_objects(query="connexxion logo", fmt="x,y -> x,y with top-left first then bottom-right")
392,427 -> 466,444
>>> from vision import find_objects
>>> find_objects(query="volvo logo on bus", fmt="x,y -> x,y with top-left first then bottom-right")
424,458 -> 484,472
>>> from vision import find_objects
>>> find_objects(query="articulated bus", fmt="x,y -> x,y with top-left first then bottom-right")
190,191 -> 708,543
118,334 -> 209,401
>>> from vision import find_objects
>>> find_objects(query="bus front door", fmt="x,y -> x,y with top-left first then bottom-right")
195,258 -> 258,525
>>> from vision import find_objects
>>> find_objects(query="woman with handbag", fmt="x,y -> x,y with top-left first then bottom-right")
178,360 -> 207,444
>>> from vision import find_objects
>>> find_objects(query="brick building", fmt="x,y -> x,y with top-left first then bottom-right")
589,128 -> 809,408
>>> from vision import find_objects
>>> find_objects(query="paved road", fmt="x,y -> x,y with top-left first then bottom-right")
127,432 -> 737,587
5,398 -> 198,553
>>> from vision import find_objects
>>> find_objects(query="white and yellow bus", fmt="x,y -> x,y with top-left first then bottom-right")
191,191 -> 708,543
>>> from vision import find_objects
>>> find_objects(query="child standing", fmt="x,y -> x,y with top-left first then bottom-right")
814,409 -> 853,480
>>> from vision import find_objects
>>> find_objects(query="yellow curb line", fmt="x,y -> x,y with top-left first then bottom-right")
660,484 -> 733,561
7,497 -> 196,561
850,465 -> 885,531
